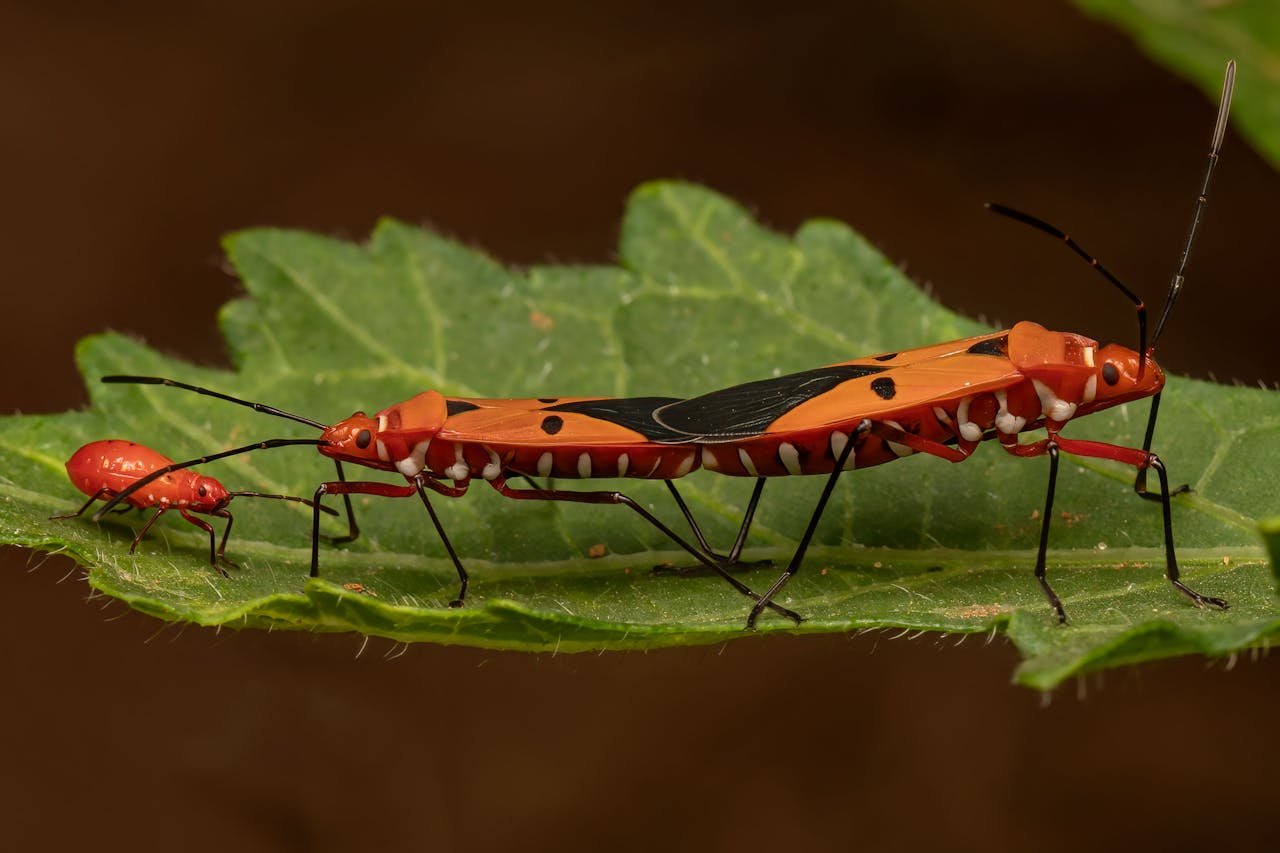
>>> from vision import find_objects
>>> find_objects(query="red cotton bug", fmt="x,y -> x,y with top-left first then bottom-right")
53,439 -> 336,575
644,61 -> 1238,628
86,390 -> 800,621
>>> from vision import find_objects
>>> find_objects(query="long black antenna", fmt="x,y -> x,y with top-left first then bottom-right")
228,491 -> 340,516
91,438 -> 326,521
102,376 -> 328,430
986,202 -> 1147,373
1133,60 -> 1236,502
1150,59 -> 1236,350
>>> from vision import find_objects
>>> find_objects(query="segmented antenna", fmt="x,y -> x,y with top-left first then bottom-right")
986,60 -> 1236,373
986,202 -> 1147,373
1150,59 -> 1236,349
228,492 -> 340,516
102,376 -> 327,430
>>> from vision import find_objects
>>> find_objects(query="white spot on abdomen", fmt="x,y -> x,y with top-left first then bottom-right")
829,431 -> 856,470
737,448 -> 759,477
481,448 -> 502,481
994,390 -> 1027,435
617,453 -> 630,477
445,443 -> 470,481
957,395 -> 982,442
536,452 -> 553,478
577,452 -> 593,478
778,442 -> 802,475
1032,379 -> 1078,422
700,447 -> 718,471
673,451 -> 695,477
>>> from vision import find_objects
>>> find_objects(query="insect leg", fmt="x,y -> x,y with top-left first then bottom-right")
489,474 -> 802,624
998,435 -> 1072,621
308,478 -> 473,608
413,478 -> 468,608
665,481 -> 717,555
129,507 -> 169,553
1051,436 -> 1228,611
658,478 -> 770,573
868,422 -> 971,462
178,508 -> 230,577
725,477 -> 767,563
210,508 -> 239,572
1132,393 -> 1191,502
309,480 -> 416,578
322,460 -> 362,544
49,488 -> 115,520
1149,457 -> 1227,609
1035,443 -> 1067,623
745,420 -> 867,630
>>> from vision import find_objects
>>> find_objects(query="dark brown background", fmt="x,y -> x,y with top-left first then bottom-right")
2,2 -> 1277,851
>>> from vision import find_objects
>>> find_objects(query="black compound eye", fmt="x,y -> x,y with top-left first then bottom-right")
355,429 -> 372,449
1102,363 -> 1120,386
198,484 -> 208,498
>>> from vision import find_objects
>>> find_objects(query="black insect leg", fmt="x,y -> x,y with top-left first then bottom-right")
1150,457 -> 1228,610
128,507 -> 168,554
178,508 -> 231,578
490,475 -> 802,624
49,488 -> 114,520
210,508 -> 239,572
745,420 -> 868,630
1026,434 -> 1230,615
309,477 -> 471,607
322,460 -> 362,544
414,477 -> 468,608
655,478 -> 771,576
310,479 -> 416,577
1034,442 -> 1067,624
1132,393 -> 1191,502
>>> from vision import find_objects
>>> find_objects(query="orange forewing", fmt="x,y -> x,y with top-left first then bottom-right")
438,398 -> 667,448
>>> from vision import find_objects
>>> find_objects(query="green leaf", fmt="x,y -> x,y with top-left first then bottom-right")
1074,0 -> 1280,168
2,182 -> 1277,690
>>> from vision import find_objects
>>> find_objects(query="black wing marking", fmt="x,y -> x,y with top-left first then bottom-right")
446,400 -> 480,416
544,396 -> 692,443
653,364 -> 888,440
967,335 -> 1009,357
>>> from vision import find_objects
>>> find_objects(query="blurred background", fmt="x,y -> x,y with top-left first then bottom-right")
2,2 -> 1277,850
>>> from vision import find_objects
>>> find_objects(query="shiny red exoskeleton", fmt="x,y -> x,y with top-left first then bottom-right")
55,439 -> 324,575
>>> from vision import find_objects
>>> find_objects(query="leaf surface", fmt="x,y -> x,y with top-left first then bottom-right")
2,182 -> 1276,689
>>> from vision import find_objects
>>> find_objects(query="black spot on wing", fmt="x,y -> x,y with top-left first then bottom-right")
446,400 -> 479,416
967,335 -> 1009,357
544,397 -> 690,442
874,352 -> 898,362
537,397 -> 558,404
540,415 -> 564,435
653,364 -> 888,440
871,377 -> 896,399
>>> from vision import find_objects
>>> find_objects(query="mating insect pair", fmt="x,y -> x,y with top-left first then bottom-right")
76,61 -> 1237,629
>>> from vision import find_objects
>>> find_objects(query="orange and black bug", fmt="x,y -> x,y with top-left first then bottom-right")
649,61 -> 1237,628
53,439 -> 335,574
89,387 -> 800,621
